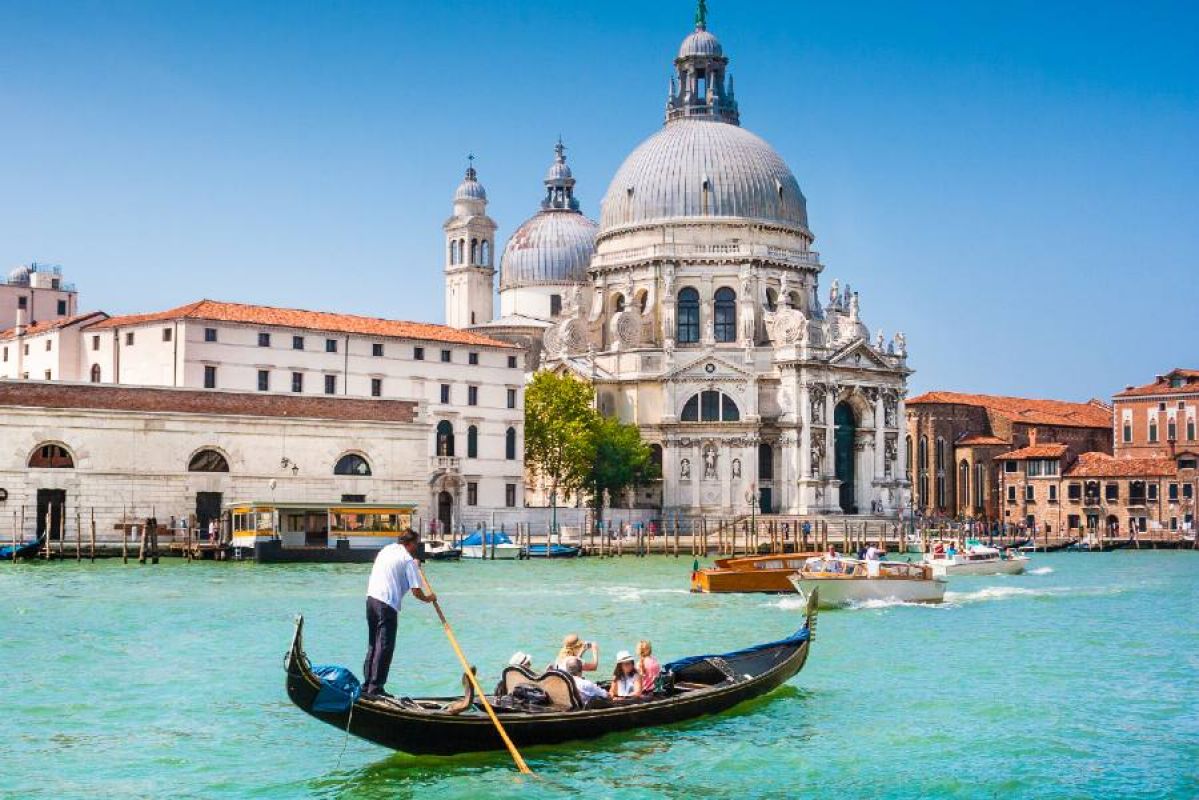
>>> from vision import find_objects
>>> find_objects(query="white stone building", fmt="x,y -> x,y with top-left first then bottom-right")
0,263 -> 78,332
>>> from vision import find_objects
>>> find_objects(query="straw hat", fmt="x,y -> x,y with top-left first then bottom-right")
559,634 -> 586,658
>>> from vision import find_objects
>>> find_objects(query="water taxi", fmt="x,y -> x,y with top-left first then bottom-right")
923,542 -> 1029,576
227,500 -> 416,563
787,556 -> 946,607
690,552 -> 823,593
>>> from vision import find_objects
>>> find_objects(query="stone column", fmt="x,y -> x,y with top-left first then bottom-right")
824,388 -> 836,478
897,392 -> 909,506
874,389 -> 886,488
798,381 -> 812,513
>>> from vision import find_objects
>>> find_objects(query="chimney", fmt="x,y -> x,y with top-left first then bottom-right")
1028,427 -> 1038,446
13,308 -> 26,337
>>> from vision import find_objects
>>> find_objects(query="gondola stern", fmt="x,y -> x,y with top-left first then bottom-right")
804,588 -> 819,642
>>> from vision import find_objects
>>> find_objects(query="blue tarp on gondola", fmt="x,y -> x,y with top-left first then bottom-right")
459,531 -> 513,547
311,665 -> 361,712
662,625 -> 810,673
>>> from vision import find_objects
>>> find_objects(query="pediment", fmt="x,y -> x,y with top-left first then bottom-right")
662,351 -> 756,383
828,339 -> 891,370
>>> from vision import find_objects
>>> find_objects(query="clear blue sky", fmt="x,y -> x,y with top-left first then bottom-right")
2,1 -> 1196,399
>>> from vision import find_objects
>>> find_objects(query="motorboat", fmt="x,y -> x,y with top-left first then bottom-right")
787,556 -> 946,608
526,542 -> 582,558
421,539 -> 461,561
691,552 -> 823,593
459,531 -> 523,560
923,542 -> 1029,576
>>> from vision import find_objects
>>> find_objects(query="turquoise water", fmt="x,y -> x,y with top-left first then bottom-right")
1,552 -> 1195,799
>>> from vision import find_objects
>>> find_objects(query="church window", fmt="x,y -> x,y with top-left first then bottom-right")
467,425 -> 478,458
90,364 -> 101,383
480,240 -> 490,265
765,288 -> 778,312
449,240 -> 458,265
550,295 -> 562,317
677,287 -> 700,343
189,449 -> 229,473
713,287 -> 736,342
635,289 -> 649,314
680,390 -> 740,423
435,421 -> 455,457
29,443 -> 74,469
470,239 -> 478,264
612,293 -> 626,313
334,453 -> 371,476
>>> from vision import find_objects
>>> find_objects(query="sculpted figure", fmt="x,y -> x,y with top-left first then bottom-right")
703,446 -> 718,480
680,458 -> 691,479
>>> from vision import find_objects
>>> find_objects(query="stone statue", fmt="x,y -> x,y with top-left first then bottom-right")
895,331 -> 907,357
842,283 -> 852,307
884,394 -> 898,427
703,445 -> 718,480
875,329 -> 885,351
810,438 -> 824,477
848,292 -> 860,320
829,279 -> 840,308
663,262 -> 675,293
680,458 -> 691,479
731,458 -> 741,479
810,385 -> 825,423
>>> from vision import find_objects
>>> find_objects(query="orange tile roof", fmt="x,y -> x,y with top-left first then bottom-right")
0,311 -> 109,341
907,391 -> 1112,429
1066,452 -> 1176,478
995,443 -> 1070,460
86,300 -> 517,349
1113,368 -> 1199,398
956,434 -> 1010,447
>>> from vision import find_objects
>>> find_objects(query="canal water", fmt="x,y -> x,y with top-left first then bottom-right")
1,552 -> 1195,799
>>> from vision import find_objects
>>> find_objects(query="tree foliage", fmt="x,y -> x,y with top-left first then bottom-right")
523,371 -> 596,500
585,415 -> 660,517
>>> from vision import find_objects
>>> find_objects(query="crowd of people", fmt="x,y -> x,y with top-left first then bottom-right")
501,633 -> 663,705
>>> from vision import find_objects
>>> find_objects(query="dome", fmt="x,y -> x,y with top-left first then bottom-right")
678,28 -> 722,58
545,160 -> 572,183
599,118 -> 808,234
454,175 -> 487,202
6,265 -> 30,285
499,210 -> 598,290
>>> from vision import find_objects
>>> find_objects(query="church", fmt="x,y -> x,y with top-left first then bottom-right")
443,3 -> 913,518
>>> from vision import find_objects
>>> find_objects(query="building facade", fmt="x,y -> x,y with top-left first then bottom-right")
1112,368 -> 1199,459
0,263 -> 78,332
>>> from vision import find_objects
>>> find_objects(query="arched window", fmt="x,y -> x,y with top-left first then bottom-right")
713,287 -> 736,342
470,238 -> 479,264
635,289 -> 649,314
480,240 -> 490,265
334,453 -> 371,476
918,435 -> 929,507
787,291 -> 802,309
650,444 -> 663,474
505,427 -> 517,460
974,463 -> 986,510
765,288 -> 778,312
550,294 -> 562,317
958,460 -> 970,510
29,443 -> 73,469
905,435 -> 913,482
676,287 -> 700,343
436,420 -> 455,457
189,449 -> 229,473
90,364 -> 101,383
612,293 -> 626,313
449,240 -> 458,265
758,443 -> 774,480
680,390 -> 740,422
467,425 -> 478,459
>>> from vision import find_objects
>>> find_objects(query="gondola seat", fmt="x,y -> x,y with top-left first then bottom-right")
498,666 -> 583,710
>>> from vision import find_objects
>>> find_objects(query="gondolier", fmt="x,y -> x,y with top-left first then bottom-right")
363,530 -> 436,698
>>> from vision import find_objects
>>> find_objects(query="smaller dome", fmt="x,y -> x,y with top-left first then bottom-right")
7,265 -> 30,285
455,167 -> 487,202
678,28 -> 722,58
500,211 -> 598,290
545,160 -> 572,183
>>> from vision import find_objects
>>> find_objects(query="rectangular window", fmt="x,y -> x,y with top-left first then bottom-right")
1048,484 -> 1058,503
57,299 -> 67,315
324,374 -> 336,395
505,483 -> 517,508
414,346 -> 425,360
1184,484 -> 1194,500
1007,486 -> 1016,503
371,378 -> 382,397
468,385 -> 478,406
1169,483 -> 1179,501
467,482 -> 478,506
23,344 -> 28,356
1181,458 -> 1198,470
372,342 -> 384,357
292,336 -> 305,350
1168,420 -> 1177,441
1105,483 -> 1119,503
1148,483 -> 1158,501
17,296 -> 27,309
508,355 -> 518,368
507,388 -> 517,409
43,369 -> 51,380
1,347 -> 5,362
1027,460 -> 1042,477
441,349 -> 451,363
125,332 -> 134,345
468,352 -> 478,365
257,370 -> 269,391
1068,514 -> 1080,530
92,335 -> 100,351
292,372 -> 303,393
1025,485 -> 1035,502
1188,419 -> 1196,441
258,332 -> 271,347
1122,422 -> 1132,442
1004,460 -> 1017,473
1067,483 -> 1081,501
162,327 -> 172,342
44,339 -> 52,351
1149,422 -> 1158,443
440,384 -> 450,404
204,327 -> 217,342
326,338 -> 338,353
204,365 -> 217,389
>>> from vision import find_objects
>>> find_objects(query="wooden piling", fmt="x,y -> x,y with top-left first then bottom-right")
43,506 -> 52,560
89,508 -> 96,562
75,509 -> 82,562
10,510 -> 16,565
122,509 -> 129,564
137,520 -> 147,565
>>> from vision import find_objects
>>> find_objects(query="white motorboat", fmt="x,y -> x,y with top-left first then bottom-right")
924,543 -> 1029,577
787,556 -> 946,608
458,530 -> 524,560
421,539 -> 462,561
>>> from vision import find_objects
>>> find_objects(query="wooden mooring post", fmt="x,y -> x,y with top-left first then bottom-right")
75,509 -> 82,562
121,508 -> 129,564
89,508 -> 96,563
10,510 -> 16,565
43,506 -> 52,560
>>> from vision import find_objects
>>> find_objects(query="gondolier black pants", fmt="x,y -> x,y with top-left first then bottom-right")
363,596 -> 398,694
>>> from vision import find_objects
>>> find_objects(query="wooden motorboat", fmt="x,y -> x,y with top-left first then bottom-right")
284,591 -> 818,754
690,552 -> 823,593
526,542 -> 582,558
787,556 -> 946,608
421,539 -> 462,561
924,544 -> 1029,577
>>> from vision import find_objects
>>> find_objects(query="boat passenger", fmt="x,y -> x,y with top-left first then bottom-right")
637,640 -> 661,696
610,651 -> 642,699
555,634 -> 599,672
493,651 -> 534,695
865,545 -> 882,561
562,656 -> 610,704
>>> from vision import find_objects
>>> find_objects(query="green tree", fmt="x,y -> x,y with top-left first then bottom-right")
523,371 -> 597,509
586,415 -> 660,520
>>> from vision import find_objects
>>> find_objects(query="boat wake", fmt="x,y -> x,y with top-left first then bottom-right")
598,586 -> 691,603
1028,566 -> 1054,575
944,586 -> 1048,604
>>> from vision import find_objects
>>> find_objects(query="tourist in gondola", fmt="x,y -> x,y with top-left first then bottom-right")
610,651 -> 642,699
363,530 -> 437,699
636,640 -> 661,696
554,634 -> 599,672
562,656 -> 609,704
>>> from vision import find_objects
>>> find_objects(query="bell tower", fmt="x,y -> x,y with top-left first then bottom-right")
444,156 -> 497,328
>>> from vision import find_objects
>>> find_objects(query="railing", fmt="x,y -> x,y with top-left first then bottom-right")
429,456 -> 460,472
590,242 -> 821,269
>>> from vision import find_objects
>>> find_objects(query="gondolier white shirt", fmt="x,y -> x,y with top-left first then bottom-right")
367,544 -> 421,611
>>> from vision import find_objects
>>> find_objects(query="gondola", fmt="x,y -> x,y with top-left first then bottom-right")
0,534 -> 44,561
284,590 -> 818,755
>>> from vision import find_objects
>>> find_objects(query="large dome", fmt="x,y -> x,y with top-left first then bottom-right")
598,119 -> 808,235
500,210 -> 598,290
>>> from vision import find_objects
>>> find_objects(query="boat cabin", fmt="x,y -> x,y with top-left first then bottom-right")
226,500 -> 417,559
799,556 -> 932,580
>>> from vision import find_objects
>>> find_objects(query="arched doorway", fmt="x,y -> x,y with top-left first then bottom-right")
834,402 -> 856,513
437,491 -> 453,535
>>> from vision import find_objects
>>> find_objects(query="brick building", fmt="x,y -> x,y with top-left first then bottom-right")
905,392 -> 1112,523
1112,368 -> 1199,459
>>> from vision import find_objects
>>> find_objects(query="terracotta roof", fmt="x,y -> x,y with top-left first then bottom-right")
907,391 -> 1112,429
0,311 -> 109,341
1113,368 -> 1199,398
1066,451 -> 1176,478
86,300 -> 517,349
0,381 -> 417,424
995,443 -> 1070,460
956,434 -> 1010,447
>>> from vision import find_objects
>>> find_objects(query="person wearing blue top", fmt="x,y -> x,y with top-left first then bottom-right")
363,530 -> 436,699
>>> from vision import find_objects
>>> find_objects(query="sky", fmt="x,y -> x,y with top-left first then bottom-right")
2,0 -> 1196,400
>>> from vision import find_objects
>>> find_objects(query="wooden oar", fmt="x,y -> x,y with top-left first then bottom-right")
417,564 -> 534,775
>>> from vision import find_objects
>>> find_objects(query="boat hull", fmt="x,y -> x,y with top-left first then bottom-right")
928,556 -> 1028,577
526,544 -> 581,558
460,544 -> 523,560
789,576 -> 945,607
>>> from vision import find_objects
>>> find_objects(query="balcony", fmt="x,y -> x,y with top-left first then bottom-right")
429,456 -> 460,472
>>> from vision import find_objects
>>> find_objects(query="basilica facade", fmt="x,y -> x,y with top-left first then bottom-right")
447,5 -> 911,517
